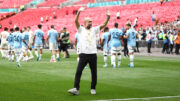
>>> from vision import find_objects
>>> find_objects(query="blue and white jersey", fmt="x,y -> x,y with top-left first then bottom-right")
48,29 -> 58,44
75,33 -> 80,49
35,29 -> 44,45
102,32 -> 111,50
7,33 -> 14,46
109,28 -> 123,47
13,32 -> 23,49
126,28 -> 137,47
22,31 -> 29,47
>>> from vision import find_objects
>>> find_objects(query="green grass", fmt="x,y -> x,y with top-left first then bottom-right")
0,51 -> 180,101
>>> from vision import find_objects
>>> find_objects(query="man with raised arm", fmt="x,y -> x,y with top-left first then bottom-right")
68,7 -> 110,95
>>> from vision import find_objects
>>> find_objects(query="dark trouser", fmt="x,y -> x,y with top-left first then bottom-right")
169,44 -> 173,53
59,44 -> 70,57
124,43 -> 129,56
136,41 -> 139,52
147,43 -> 151,53
162,43 -> 169,54
175,44 -> 180,55
74,54 -> 97,90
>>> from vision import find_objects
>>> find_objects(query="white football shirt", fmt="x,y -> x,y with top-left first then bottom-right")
77,26 -> 100,54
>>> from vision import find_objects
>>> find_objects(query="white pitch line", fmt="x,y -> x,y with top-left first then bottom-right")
91,95 -> 180,101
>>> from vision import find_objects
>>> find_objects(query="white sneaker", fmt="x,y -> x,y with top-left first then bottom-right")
91,89 -> 96,95
103,64 -> 107,67
113,65 -> 116,68
17,62 -> 21,68
28,56 -> 34,60
68,88 -> 79,95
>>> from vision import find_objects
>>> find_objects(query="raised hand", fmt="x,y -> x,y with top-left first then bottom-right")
106,9 -> 110,16
78,7 -> 85,12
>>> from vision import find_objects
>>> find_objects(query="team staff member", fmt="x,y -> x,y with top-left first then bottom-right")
68,7 -> 110,95
175,30 -> 180,55
59,28 -> 70,58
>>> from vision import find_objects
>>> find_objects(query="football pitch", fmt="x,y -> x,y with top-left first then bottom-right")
0,51 -> 180,101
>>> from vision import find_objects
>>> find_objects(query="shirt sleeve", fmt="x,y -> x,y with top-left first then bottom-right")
78,26 -> 83,34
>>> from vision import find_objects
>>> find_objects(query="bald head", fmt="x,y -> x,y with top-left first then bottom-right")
84,17 -> 92,29
84,17 -> 92,22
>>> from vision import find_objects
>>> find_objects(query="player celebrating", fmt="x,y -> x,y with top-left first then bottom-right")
68,7 -> 110,95
101,27 -> 111,67
33,24 -> 44,61
22,27 -> 29,62
107,23 -> 124,68
6,28 -> 15,62
27,26 -> 34,60
47,25 -> 59,62
13,27 -> 23,67
125,24 -> 138,68
0,27 -> 9,58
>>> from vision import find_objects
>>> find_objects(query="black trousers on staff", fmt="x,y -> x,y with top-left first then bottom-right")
162,43 -> 169,54
136,41 -> 139,52
74,54 -> 97,90
147,43 -> 151,53
169,44 -> 174,54
175,44 -> 180,55
123,39 -> 129,56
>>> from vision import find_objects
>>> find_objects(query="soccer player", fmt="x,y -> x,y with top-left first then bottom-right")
33,24 -> 44,61
27,26 -> 34,60
0,27 -> 9,58
6,28 -> 15,62
107,23 -> 124,68
101,27 -> 111,67
22,27 -> 29,62
68,7 -> 110,95
13,27 -> 23,67
47,25 -> 59,62
124,24 -> 138,68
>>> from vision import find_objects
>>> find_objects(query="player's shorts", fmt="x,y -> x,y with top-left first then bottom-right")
103,49 -> 111,56
77,47 -> 80,54
14,48 -> 22,56
111,46 -> 121,54
128,46 -> 136,53
35,44 -> 43,49
49,43 -> 58,50
8,45 -> 14,52
22,46 -> 28,52
1,42 -> 8,49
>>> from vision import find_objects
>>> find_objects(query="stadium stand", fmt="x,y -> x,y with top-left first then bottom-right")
0,12 -> 16,21
37,0 -> 67,7
0,0 -> 32,8
0,0 -> 179,41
